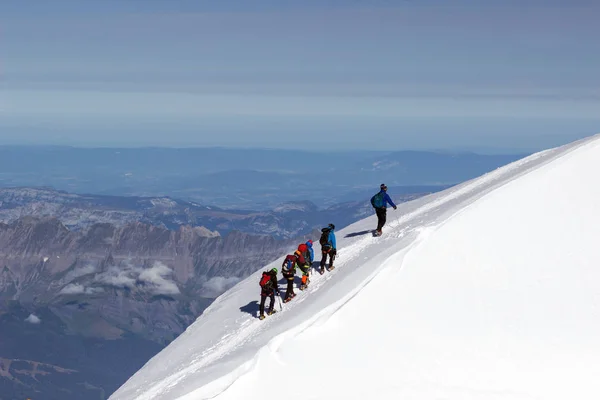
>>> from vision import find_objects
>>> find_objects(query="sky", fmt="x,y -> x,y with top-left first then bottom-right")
110,134 -> 600,400
1,0 -> 599,151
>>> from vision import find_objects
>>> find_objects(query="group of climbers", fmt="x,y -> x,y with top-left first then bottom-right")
258,224 -> 336,320
257,184 -> 397,320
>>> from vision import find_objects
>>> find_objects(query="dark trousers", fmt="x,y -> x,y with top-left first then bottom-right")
376,207 -> 387,231
284,278 -> 295,300
259,291 -> 275,315
320,247 -> 336,269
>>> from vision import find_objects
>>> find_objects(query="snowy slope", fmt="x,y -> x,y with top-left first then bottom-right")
111,134 -> 600,400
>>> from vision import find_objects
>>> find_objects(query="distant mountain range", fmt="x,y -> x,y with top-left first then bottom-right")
0,146 -> 526,209
0,186 -> 446,239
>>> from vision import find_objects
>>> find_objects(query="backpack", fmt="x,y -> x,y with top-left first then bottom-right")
259,271 -> 273,290
283,255 -> 296,272
282,255 -> 296,278
319,228 -> 331,246
371,192 -> 385,208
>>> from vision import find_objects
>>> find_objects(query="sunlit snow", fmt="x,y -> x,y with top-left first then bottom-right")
111,134 -> 600,400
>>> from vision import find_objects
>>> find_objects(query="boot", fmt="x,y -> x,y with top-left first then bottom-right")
259,314 -> 265,320
300,275 -> 308,290
267,309 -> 277,316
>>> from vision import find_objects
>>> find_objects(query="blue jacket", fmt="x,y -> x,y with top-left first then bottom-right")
376,190 -> 396,209
306,241 -> 314,262
328,229 -> 337,250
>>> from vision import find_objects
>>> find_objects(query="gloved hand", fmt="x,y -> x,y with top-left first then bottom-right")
393,206 -> 397,210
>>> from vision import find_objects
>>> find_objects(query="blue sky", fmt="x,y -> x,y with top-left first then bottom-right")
1,0 -> 599,152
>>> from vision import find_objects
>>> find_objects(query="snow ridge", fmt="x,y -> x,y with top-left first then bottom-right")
111,134 -> 600,400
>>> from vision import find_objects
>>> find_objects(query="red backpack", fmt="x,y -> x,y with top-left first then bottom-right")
259,271 -> 273,290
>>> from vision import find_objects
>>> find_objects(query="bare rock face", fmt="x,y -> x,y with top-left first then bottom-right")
0,216 -> 301,399
1,216 -> 295,338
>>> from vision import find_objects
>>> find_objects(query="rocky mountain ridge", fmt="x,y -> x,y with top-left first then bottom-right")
0,214 -> 306,399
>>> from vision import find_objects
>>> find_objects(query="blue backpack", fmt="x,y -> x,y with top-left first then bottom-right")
371,192 -> 385,208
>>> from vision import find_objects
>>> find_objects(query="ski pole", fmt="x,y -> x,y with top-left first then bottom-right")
277,293 -> 283,311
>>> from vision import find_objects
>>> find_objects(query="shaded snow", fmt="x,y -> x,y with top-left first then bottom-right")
111,134 -> 600,400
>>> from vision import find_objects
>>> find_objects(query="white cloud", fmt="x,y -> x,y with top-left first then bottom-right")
60,283 -> 85,295
93,262 -> 180,295
59,283 -> 105,295
138,262 -> 180,295
25,314 -> 41,324
201,276 -> 241,298
85,287 -> 104,294
94,265 -> 137,289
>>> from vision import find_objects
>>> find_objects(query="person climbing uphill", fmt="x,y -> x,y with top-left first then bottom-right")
258,268 -> 280,320
370,183 -> 397,236
319,224 -> 337,274
296,243 -> 311,290
299,240 -> 314,269
281,254 -> 298,302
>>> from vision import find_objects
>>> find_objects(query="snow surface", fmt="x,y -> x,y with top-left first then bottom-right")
111,134 -> 600,400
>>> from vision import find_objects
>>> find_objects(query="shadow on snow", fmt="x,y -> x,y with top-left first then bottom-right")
239,300 -> 259,317
344,230 -> 372,238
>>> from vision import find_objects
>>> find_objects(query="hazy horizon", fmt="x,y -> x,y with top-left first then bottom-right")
0,140 -> 538,155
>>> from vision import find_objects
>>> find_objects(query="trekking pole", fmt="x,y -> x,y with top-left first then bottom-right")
277,293 -> 283,311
